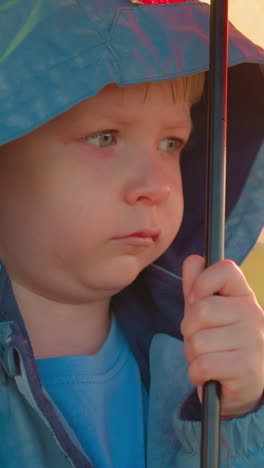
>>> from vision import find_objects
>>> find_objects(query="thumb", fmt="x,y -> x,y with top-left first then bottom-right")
197,385 -> 203,404
182,255 -> 205,305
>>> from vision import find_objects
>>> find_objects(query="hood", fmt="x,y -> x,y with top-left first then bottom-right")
0,4 -> 263,467
0,0 -> 263,356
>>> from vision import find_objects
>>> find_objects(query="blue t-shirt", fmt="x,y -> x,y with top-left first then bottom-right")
36,316 -> 148,468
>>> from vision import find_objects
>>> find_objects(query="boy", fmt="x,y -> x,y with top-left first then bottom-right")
0,0 -> 263,467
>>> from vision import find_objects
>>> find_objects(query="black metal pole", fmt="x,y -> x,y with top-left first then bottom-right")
201,0 -> 229,467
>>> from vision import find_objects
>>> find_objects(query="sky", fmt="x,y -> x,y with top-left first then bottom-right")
202,0 -> 264,48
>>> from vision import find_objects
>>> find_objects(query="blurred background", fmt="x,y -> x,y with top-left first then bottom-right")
242,231 -> 264,308
203,0 -> 264,307
202,0 -> 264,48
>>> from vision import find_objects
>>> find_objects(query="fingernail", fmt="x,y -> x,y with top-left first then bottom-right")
188,293 -> 195,305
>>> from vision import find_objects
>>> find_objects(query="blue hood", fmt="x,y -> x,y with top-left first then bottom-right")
0,2 -> 263,466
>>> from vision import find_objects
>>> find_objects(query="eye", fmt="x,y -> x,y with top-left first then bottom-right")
159,137 -> 184,153
84,130 -> 117,148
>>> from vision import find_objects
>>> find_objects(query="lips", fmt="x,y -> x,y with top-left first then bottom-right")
127,228 -> 161,240
113,227 -> 161,241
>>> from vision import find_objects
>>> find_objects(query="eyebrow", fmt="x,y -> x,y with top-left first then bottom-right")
89,109 -> 193,133
163,121 -> 194,134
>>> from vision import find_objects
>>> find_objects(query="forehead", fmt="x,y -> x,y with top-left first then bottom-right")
89,81 -> 190,112
48,81 -> 192,132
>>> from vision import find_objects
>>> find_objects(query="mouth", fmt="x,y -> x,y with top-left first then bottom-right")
112,227 -> 161,246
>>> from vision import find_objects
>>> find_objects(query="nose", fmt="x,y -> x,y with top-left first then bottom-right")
124,155 -> 172,206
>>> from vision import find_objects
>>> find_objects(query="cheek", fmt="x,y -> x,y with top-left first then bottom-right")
176,179 -> 184,225
168,166 -> 184,220
35,178 -> 121,268
0,168 -> 112,260
166,173 -> 184,241
167,196 -> 184,241
152,173 -> 183,258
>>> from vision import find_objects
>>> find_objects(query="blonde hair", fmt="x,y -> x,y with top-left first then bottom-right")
171,72 -> 206,105
142,72 -> 206,106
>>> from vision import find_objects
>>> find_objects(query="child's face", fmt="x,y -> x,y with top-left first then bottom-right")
0,81 -> 192,303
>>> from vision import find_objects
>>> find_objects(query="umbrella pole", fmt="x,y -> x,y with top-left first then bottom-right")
201,0 -> 229,467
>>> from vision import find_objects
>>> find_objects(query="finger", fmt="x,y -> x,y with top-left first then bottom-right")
188,349 -> 244,388
191,350 -> 264,417
182,255 -> 205,304
189,259 -> 253,301
184,323 -> 244,364
197,382 -> 263,419
180,295 -> 239,339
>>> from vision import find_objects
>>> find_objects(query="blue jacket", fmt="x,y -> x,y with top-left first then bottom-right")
0,1 -> 263,466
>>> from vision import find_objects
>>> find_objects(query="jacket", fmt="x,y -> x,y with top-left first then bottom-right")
0,1 -> 263,466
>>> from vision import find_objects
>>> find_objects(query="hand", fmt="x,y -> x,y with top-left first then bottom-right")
180,255 -> 264,419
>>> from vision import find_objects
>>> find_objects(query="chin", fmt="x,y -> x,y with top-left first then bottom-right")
92,255 -> 149,294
